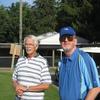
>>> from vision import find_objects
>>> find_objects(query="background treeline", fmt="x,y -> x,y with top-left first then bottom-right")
0,0 -> 100,43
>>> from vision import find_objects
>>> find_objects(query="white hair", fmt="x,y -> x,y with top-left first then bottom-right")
24,35 -> 39,49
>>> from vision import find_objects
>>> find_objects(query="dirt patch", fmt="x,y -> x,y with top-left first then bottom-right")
0,67 -> 13,72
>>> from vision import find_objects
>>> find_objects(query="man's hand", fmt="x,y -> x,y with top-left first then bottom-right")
16,84 -> 26,96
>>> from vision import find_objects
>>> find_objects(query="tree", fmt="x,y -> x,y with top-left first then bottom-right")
32,0 -> 57,35
0,0 -> 100,42
56,0 -> 100,42
56,0 -> 79,32
75,0 -> 100,42
0,6 -> 10,42
0,2 -> 34,42
90,0 -> 100,42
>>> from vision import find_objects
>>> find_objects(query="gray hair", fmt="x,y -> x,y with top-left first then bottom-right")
24,35 -> 39,49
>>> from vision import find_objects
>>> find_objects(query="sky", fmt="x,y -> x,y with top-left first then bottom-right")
0,0 -> 34,7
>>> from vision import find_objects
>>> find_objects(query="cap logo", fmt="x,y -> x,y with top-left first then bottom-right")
64,28 -> 69,30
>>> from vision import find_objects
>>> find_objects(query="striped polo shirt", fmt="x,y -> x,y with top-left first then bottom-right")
12,54 -> 52,100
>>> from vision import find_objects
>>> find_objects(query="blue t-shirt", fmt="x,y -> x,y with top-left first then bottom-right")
79,49 -> 100,87
59,48 -> 94,100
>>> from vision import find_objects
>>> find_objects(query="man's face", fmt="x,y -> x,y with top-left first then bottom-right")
60,35 -> 77,52
24,38 -> 37,56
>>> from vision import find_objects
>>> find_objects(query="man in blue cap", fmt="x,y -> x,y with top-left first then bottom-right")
58,26 -> 100,100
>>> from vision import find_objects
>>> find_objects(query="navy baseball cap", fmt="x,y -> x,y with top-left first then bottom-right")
59,26 -> 76,37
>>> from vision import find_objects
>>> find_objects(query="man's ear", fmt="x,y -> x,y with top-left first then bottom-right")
35,44 -> 39,51
74,38 -> 77,46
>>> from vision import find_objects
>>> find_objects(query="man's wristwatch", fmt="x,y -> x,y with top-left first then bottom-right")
26,86 -> 29,91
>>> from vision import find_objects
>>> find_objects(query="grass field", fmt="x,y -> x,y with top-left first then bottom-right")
0,71 -> 59,100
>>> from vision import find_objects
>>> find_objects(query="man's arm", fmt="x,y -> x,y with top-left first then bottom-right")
12,80 -> 26,96
13,80 -> 50,92
25,83 -> 50,92
85,87 -> 100,100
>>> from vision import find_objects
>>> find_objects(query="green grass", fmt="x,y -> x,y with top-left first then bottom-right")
49,67 -> 58,73
0,71 -> 59,100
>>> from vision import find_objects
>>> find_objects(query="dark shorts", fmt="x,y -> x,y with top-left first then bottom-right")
95,93 -> 100,100
15,95 -> 21,100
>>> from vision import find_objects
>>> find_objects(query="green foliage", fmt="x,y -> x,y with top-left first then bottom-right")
45,85 -> 59,100
56,0 -> 100,42
0,71 -> 59,100
0,6 -> 10,42
0,0 -> 100,42
33,0 -> 57,35
56,2 -> 78,30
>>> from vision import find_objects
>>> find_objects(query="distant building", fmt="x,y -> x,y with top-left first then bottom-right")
1,32 -> 100,68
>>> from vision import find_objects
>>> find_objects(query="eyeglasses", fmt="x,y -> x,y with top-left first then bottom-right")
24,43 -> 34,46
60,35 -> 75,42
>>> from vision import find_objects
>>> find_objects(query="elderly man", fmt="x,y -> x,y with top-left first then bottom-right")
12,35 -> 52,100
